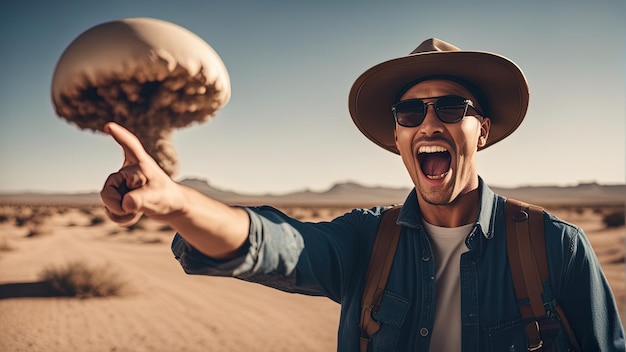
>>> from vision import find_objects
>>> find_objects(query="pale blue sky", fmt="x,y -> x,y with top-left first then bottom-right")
0,0 -> 624,194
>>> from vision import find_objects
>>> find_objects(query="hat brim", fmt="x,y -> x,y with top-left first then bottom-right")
348,51 -> 529,154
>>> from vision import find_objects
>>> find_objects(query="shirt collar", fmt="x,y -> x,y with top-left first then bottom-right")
397,176 -> 498,240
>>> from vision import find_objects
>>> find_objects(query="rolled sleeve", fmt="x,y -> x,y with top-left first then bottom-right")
171,232 -> 250,276
171,205 -> 378,301
171,206 -> 280,277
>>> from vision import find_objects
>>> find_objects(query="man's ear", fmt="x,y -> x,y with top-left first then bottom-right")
478,117 -> 490,148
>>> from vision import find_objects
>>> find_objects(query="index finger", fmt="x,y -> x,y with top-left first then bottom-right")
104,122 -> 149,166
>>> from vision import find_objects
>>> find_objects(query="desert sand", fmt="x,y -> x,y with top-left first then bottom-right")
0,203 -> 623,351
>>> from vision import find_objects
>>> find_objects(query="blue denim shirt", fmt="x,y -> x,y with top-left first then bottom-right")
172,179 -> 625,351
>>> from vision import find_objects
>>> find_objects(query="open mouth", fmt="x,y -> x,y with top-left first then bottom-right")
417,145 -> 451,180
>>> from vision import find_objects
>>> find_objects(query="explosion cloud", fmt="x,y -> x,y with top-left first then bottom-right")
51,17 -> 231,176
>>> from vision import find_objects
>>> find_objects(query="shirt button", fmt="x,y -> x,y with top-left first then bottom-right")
422,254 -> 430,261
419,328 -> 429,336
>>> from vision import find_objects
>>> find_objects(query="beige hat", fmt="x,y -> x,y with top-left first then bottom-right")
348,38 -> 529,154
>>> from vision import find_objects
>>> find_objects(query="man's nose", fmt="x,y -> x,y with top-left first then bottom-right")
419,104 -> 444,135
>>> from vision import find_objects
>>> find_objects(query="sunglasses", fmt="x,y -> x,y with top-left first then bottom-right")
391,95 -> 484,127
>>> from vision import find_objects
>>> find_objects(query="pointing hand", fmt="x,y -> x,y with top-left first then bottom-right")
100,122 -> 184,226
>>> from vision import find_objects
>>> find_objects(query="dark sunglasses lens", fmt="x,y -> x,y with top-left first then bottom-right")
394,100 -> 425,127
435,96 -> 467,123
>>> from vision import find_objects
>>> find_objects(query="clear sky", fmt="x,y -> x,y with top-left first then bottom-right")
1,0 -> 624,194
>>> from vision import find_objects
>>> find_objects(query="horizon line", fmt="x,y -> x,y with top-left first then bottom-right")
1,179 -> 624,197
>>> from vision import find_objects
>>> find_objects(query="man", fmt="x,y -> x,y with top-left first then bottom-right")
101,38 -> 625,351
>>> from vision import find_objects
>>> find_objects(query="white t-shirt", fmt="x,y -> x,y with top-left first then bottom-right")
422,221 -> 472,352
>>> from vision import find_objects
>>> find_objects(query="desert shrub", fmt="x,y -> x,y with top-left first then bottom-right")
26,226 -> 52,237
31,215 -> 43,225
158,224 -> 174,232
79,206 -> 94,216
140,237 -> 163,244
39,260 -> 127,298
126,216 -> 147,232
36,207 -> 53,218
89,215 -> 106,226
603,211 -> 625,228
15,213 -> 45,228
15,215 -> 30,227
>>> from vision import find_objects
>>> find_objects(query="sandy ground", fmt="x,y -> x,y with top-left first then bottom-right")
0,204 -> 623,351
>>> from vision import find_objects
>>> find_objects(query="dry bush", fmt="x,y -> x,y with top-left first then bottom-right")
36,206 -> 53,218
158,224 -> 174,232
15,210 -> 48,228
78,206 -> 95,216
89,215 -> 106,226
15,214 -> 31,227
26,225 -> 53,238
603,211 -> 625,228
126,216 -> 148,232
139,236 -> 164,244
39,260 -> 128,298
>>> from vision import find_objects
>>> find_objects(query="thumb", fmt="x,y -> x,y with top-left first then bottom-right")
121,188 -> 146,214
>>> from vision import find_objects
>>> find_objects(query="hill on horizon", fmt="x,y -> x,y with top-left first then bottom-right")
0,178 -> 623,208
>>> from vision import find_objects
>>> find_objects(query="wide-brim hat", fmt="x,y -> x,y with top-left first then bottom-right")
348,38 -> 529,154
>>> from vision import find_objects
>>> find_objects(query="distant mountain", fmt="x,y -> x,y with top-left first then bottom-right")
180,179 -> 625,207
0,179 -> 623,207
490,182 -> 625,207
0,191 -> 101,206
178,179 -> 410,206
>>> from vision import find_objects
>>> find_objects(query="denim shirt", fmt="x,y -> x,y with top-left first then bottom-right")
171,179 -> 625,351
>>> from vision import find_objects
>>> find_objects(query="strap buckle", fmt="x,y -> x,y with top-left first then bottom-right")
526,321 -> 544,351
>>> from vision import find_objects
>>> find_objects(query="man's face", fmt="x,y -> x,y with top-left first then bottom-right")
394,79 -> 490,205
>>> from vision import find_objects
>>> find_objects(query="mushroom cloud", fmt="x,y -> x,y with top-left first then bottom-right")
51,17 -> 231,176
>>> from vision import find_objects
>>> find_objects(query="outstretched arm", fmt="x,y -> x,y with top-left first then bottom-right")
100,122 -> 249,259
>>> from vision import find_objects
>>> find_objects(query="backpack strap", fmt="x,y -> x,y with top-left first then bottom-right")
359,206 -> 402,352
358,199 -> 579,351
505,198 -> 579,351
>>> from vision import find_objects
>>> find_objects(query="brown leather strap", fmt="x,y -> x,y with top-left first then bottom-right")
506,200 -> 546,318
528,203 -> 549,283
506,199 -> 545,350
505,198 -> 579,351
359,206 -> 402,352
528,204 -> 579,351
555,304 -> 580,351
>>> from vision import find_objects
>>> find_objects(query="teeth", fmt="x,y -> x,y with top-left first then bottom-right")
418,145 -> 448,154
426,172 -> 448,180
